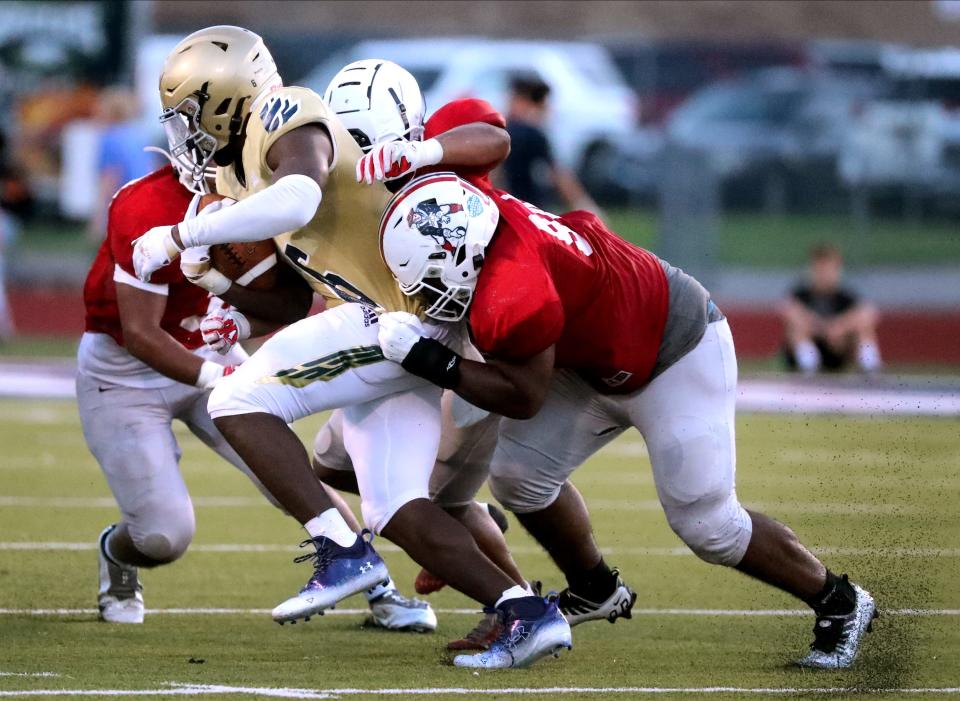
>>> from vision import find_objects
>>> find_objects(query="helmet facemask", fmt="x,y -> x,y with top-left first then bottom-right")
160,96 -> 220,192
401,246 -> 484,322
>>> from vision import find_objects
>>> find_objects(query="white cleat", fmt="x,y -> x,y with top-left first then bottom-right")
97,525 -> 144,624
367,589 -> 437,632
798,582 -> 877,669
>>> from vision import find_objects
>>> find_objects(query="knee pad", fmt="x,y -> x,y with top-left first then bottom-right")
131,510 -> 195,565
665,494 -> 752,566
488,470 -> 561,515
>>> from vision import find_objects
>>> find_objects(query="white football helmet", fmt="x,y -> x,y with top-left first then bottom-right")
380,172 -> 500,322
324,59 -> 425,153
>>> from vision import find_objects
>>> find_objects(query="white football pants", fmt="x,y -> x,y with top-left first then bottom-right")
77,371 -> 277,563
488,319 -> 753,567
208,302 -> 456,532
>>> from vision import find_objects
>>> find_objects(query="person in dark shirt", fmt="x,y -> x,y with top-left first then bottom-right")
503,74 -> 598,212
781,243 -> 882,374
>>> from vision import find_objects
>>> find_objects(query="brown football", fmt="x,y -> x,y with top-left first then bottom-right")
199,194 -> 279,291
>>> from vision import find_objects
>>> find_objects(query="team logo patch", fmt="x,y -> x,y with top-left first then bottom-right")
466,194 -> 484,217
259,95 -> 300,133
407,198 -> 467,252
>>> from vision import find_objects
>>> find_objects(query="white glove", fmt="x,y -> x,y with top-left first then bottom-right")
200,308 -> 251,355
195,360 -> 238,389
377,311 -> 427,363
356,138 -> 444,184
181,245 -> 232,295
132,225 -> 181,282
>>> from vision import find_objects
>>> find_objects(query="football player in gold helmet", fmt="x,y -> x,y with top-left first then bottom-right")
131,27 -> 555,655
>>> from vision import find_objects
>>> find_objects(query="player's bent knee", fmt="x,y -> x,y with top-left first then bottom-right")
666,495 -> 752,566
361,489 -> 429,535
489,472 -> 560,514
207,375 -> 276,420
133,524 -> 194,565
129,502 -> 196,565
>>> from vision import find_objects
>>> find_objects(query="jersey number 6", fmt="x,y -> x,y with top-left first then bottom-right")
284,244 -> 380,309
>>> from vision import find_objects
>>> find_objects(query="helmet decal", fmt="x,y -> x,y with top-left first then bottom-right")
406,199 -> 466,252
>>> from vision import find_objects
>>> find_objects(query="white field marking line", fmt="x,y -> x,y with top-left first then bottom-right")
0,495 -> 925,515
0,607 -> 957,617
3,541 -> 959,558
0,683 -> 959,698
0,674 -> 59,678
0,496 -> 267,508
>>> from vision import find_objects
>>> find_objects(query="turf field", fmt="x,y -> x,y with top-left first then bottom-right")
1,398 -> 958,699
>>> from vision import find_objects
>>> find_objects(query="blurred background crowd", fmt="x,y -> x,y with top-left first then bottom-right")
1,0 -> 958,372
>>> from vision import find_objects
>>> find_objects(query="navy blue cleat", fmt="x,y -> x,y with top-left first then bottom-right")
272,531 -> 389,624
453,595 -> 572,669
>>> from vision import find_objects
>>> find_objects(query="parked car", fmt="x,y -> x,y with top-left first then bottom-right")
300,38 -> 637,173
601,39 -> 804,126
664,67 -> 881,208
840,47 -> 960,207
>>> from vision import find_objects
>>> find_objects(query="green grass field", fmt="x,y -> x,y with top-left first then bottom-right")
19,208 -> 960,270
1,399 -> 958,700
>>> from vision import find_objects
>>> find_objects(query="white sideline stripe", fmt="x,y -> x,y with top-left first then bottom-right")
0,684 -> 959,698
3,541 -> 959,558
0,607 -> 956,617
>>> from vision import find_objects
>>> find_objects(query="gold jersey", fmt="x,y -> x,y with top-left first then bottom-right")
215,86 -> 419,314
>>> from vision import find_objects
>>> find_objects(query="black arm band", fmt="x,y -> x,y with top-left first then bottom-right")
401,337 -> 462,389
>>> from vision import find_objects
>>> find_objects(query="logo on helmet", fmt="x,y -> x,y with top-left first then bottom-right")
406,199 -> 466,252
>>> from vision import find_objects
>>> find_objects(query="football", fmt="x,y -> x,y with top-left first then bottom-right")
199,194 -> 279,291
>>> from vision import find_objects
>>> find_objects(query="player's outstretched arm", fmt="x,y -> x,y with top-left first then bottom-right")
172,124 -> 333,250
116,282 -> 229,388
357,123 -> 510,184
133,125 -> 334,282
377,312 -> 553,419
435,123 -> 510,170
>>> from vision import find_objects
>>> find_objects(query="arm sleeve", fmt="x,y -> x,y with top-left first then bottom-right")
179,174 -> 322,247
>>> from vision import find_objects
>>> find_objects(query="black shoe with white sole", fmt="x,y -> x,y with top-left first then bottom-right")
558,568 -> 637,626
798,577 -> 877,669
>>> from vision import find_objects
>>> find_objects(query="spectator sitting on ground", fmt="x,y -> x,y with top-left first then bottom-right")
503,74 -> 599,213
780,243 -> 882,375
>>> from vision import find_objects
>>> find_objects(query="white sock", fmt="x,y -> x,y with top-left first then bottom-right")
495,584 -> 529,608
794,340 -> 821,374
857,342 -> 882,372
365,577 -> 396,602
303,508 -> 358,548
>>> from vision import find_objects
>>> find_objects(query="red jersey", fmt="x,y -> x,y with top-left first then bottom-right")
470,196 -> 669,394
424,98 -> 669,393
83,166 -> 209,349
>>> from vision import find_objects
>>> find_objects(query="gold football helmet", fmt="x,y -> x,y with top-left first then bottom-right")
158,25 -> 281,186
